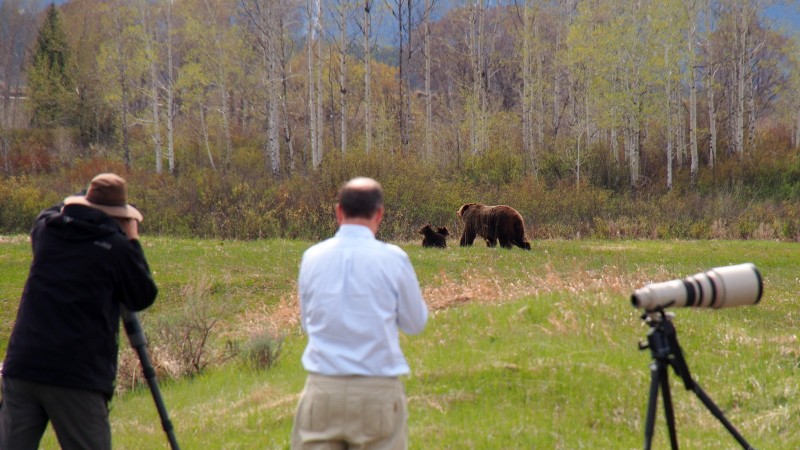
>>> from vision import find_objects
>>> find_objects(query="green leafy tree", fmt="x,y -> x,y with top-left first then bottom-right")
28,4 -> 75,127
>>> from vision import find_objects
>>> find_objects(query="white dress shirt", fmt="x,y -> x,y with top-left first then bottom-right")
298,224 -> 429,377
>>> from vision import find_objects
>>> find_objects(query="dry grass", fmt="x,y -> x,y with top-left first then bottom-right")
228,264 -> 670,335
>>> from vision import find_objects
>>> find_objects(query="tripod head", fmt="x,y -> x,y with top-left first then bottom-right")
638,308 -> 692,388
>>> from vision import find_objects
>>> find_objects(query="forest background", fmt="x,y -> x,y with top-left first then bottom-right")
2,0 -> 800,241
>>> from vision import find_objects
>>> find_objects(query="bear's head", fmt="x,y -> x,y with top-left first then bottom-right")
436,226 -> 450,237
418,224 -> 434,235
457,203 -> 477,219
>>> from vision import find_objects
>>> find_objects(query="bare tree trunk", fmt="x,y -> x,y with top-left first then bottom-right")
364,0 -> 373,154
424,0 -> 432,159
795,110 -> 800,150
204,0 -> 233,171
521,0 -> 533,172
139,0 -> 163,174
150,61 -> 163,174
338,1 -> 348,156
735,2 -> 747,157
687,10 -> 698,188
277,13 -> 295,174
265,10 -> 281,176
704,0 -> 717,168
535,8 -> 544,149
1,0 -> 37,175
666,78 -> 673,191
315,9 -> 324,164
395,0 -> 408,153
165,0 -> 175,174
468,0 -> 483,155
112,6 -> 132,170
307,0 -> 319,167
747,71 -> 756,153
200,106 -> 217,170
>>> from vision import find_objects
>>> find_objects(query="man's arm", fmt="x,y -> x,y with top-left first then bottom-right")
396,256 -> 428,335
115,240 -> 158,312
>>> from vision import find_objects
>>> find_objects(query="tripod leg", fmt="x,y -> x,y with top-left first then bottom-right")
659,365 -> 679,450
644,362 -> 661,450
690,383 -> 755,450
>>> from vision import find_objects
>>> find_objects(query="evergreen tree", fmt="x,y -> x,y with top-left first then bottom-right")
28,4 -> 74,127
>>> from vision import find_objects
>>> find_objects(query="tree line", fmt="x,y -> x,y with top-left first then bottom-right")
1,0 -> 800,241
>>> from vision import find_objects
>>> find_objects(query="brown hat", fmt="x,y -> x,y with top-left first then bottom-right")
63,173 -> 143,222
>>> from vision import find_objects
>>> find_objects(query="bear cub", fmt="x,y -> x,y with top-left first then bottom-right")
419,224 -> 450,248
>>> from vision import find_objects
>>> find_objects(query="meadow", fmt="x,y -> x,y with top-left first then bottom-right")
1,236 -> 799,449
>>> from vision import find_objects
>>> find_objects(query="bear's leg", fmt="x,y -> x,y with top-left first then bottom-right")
515,237 -> 532,250
460,230 -> 477,246
483,227 -> 496,247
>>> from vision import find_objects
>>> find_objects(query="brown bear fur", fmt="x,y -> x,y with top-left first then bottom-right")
457,203 -> 531,250
419,224 -> 450,248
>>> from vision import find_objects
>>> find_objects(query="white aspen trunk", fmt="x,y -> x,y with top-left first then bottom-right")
166,0 -> 175,174
339,1 -> 347,156
267,13 -> 280,176
747,72 -> 756,153
151,62 -> 163,174
405,0 -> 413,153
478,0 -> 487,155
707,68 -> 717,167
535,8 -> 544,148
138,0 -> 162,174
666,76 -> 673,191
395,0 -> 407,153
315,1 -> 324,164
469,1 -> 478,155
704,0 -> 716,168
735,4 -> 747,157
424,0 -> 432,159
677,104 -> 685,166
688,19 -> 698,188
553,28 -> 560,137
795,110 -> 800,149
611,127 -> 619,169
307,0 -> 319,167
112,6 -> 132,169
364,0 -> 372,154
522,0 -> 532,171
200,106 -> 216,171
209,18 -> 233,170
277,13 -> 295,174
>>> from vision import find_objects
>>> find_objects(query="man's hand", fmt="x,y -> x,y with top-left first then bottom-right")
116,218 -> 140,240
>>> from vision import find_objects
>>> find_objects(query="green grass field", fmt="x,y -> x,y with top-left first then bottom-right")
1,237 -> 799,449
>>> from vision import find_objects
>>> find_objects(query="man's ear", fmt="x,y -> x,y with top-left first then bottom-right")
374,205 -> 385,224
335,203 -> 345,224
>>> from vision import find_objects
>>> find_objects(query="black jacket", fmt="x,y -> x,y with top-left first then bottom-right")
2,204 -> 158,398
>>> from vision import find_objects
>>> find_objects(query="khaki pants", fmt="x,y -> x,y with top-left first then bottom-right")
291,374 -> 408,450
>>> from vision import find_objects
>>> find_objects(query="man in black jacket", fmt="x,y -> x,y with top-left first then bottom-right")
0,173 -> 158,450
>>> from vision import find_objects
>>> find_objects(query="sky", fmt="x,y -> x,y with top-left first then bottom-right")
763,2 -> 800,36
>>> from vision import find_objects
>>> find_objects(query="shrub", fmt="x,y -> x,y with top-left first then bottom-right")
240,331 -> 284,371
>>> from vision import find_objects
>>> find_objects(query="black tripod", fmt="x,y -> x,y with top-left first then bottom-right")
122,308 -> 181,450
638,309 -> 754,450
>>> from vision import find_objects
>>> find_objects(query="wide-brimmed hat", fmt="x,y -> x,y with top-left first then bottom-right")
63,173 -> 143,222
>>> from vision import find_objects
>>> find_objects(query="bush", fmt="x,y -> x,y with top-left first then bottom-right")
240,331 -> 284,371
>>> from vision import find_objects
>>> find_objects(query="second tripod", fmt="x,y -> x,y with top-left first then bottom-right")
638,309 -> 755,450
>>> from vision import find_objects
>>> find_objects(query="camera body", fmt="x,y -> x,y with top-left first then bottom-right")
631,263 -> 763,311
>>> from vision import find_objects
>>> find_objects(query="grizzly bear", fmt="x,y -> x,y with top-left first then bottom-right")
457,203 -> 531,250
419,224 -> 450,248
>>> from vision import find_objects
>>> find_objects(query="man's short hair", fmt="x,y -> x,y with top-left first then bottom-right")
338,177 -> 384,219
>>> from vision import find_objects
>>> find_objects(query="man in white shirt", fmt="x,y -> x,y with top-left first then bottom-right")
291,177 -> 429,450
